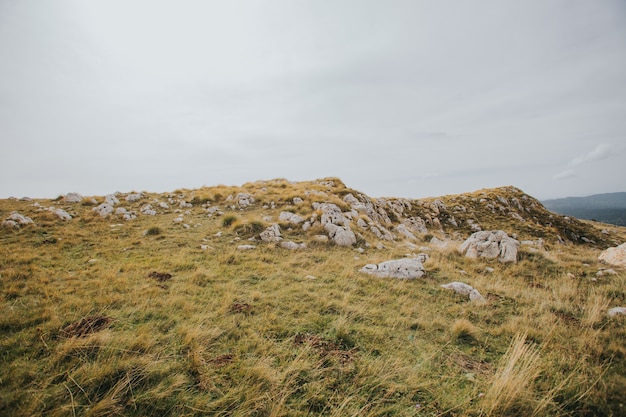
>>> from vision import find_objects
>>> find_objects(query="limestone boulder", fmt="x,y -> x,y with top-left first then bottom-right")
63,193 -> 83,203
260,224 -> 282,243
459,230 -> 520,263
93,203 -> 114,218
360,257 -> 425,279
441,282 -> 486,302
599,243 -> 626,268
2,211 -> 34,229
279,211 -> 305,225
324,223 -> 356,246
53,208 -> 72,220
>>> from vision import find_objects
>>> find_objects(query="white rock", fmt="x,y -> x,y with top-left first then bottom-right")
260,224 -> 282,243
359,258 -> 425,279
140,204 -> 157,216
2,211 -> 34,228
441,282 -> 474,296
324,223 -> 356,246
236,193 -> 254,208
93,203 -> 114,218
237,244 -> 256,251
280,241 -> 306,250
459,230 -> 520,263
279,211 -> 305,224
395,224 -> 417,240
53,208 -> 72,220
599,243 -> 626,268
159,202 -> 169,209
105,194 -> 119,206
608,307 -> 626,317
126,193 -> 143,202
63,193 -> 83,203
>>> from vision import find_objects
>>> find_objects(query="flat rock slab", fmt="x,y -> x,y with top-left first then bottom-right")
360,258 -> 425,279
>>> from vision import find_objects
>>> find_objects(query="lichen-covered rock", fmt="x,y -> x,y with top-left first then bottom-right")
459,230 -> 520,263
360,258 -> 425,279
599,243 -> 626,268
260,224 -> 282,243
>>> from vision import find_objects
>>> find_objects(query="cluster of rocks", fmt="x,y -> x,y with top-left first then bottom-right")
458,230 -> 520,263
2,211 -> 34,229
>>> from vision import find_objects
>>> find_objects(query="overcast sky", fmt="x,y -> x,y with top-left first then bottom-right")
1,1 -> 625,200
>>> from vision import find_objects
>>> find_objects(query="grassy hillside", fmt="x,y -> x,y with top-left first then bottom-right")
1,178 -> 625,416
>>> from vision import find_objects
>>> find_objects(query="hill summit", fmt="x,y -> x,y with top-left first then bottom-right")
1,177 -> 626,416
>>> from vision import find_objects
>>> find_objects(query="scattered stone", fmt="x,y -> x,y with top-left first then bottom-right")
325,223 -> 356,246
608,307 -> 626,317
395,224 -> 417,240
2,211 -> 34,229
159,201 -> 169,209
599,243 -> 626,268
441,282 -> 486,302
360,258 -> 425,279
279,211 -> 305,224
459,230 -> 520,263
260,224 -> 282,243
105,194 -> 119,206
596,269 -> 617,277
126,193 -> 143,202
64,192 -> 83,203
53,208 -> 72,220
293,197 -> 304,204
280,241 -> 306,250
93,203 -> 114,218
140,204 -> 157,216
236,193 -> 254,208
237,244 -> 256,251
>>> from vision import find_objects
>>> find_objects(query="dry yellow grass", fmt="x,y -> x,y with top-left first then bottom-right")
1,178 -> 625,416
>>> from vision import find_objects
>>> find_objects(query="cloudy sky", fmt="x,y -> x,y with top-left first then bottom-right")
1,1 -> 625,200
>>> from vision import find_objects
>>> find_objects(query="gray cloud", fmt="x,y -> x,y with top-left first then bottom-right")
1,1 -> 625,199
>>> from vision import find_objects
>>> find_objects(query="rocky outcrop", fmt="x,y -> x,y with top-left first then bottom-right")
126,193 -> 143,202
360,257 -> 426,279
599,243 -> 626,268
235,193 -> 254,208
441,282 -> 485,302
317,202 -> 356,246
459,230 -> 520,263
2,211 -> 34,229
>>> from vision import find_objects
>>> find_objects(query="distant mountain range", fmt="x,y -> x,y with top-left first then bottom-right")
542,192 -> 626,226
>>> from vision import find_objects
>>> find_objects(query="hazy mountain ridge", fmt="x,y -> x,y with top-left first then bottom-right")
543,192 -> 626,226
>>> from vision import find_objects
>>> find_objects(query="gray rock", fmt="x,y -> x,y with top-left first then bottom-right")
441,282 -> 486,302
324,223 -> 356,246
64,192 -> 83,203
237,244 -> 256,251
359,258 -> 425,279
53,208 -> 72,220
599,243 -> 626,268
236,193 -> 254,208
140,204 -> 157,216
93,203 -> 114,217
2,211 -> 34,228
459,230 -> 520,263
279,211 -> 305,224
608,307 -> 626,317
395,224 -> 417,240
280,241 -> 306,250
126,193 -> 143,202
260,224 -> 282,243
105,194 -> 119,206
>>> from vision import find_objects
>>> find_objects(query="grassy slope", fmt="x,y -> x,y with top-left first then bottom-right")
1,178 -> 626,416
